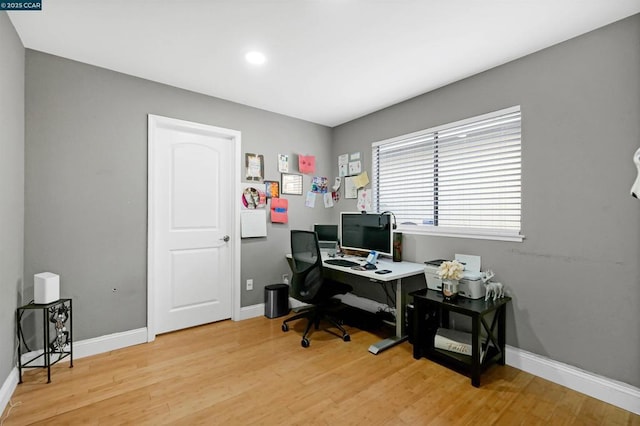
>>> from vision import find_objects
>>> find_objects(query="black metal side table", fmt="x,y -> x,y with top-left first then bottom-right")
17,298 -> 73,383
410,289 -> 511,387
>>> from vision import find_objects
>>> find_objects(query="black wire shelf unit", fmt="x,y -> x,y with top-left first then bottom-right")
17,298 -> 73,383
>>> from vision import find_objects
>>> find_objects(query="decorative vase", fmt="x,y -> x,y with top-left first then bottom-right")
441,279 -> 459,301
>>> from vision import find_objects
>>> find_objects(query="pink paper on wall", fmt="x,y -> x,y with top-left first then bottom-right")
357,188 -> 371,212
298,155 -> 316,174
270,198 -> 288,223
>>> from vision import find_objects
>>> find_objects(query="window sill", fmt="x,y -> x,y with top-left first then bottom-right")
396,225 -> 525,243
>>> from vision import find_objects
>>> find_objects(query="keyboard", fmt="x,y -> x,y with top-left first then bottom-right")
324,258 -> 360,267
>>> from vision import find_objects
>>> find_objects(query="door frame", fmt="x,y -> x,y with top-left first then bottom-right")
147,114 -> 241,342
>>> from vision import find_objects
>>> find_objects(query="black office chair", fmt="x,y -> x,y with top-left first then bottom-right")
282,230 -> 352,348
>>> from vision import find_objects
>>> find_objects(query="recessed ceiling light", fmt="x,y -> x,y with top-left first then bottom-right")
245,51 -> 266,65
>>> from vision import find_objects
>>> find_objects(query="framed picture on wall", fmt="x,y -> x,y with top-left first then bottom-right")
281,173 -> 303,195
245,153 -> 264,181
264,180 -> 280,198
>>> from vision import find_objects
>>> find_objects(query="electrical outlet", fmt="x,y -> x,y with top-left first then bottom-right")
246,279 -> 253,291
282,274 -> 289,284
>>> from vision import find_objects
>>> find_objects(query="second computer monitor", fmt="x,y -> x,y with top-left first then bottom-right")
314,224 -> 339,256
313,224 -> 339,242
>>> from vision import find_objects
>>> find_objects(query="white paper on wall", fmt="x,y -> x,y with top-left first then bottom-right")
357,188 -> 371,212
324,192 -> 334,208
278,154 -> 289,173
348,160 -> 361,175
305,191 -> 316,208
338,154 -> 349,177
344,176 -> 358,199
241,209 -> 267,238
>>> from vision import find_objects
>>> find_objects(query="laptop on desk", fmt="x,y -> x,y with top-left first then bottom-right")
318,240 -> 338,257
314,224 -> 339,257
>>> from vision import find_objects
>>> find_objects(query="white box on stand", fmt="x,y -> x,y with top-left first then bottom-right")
34,272 -> 60,304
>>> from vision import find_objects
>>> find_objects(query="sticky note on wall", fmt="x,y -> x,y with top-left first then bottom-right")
298,155 -> 316,174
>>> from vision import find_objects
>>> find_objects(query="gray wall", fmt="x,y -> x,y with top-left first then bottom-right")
12,11 -> 640,393
0,12 -> 24,386
332,15 -> 640,387
24,50 -> 333,340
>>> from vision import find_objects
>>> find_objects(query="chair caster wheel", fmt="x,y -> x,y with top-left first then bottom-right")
343,334 -> 350,342
301,338 -> 310,348
282,323 -> 289,332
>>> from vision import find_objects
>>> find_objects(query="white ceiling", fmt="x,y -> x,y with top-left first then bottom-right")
8,1 -> 640,127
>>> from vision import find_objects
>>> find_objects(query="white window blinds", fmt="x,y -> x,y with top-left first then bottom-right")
372,106 -> 522,240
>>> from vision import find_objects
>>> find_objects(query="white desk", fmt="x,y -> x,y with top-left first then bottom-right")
288,252 -> 425,354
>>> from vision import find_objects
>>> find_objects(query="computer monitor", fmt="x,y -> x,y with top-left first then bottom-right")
313,224 -> 339,242
340,212 -> 393,257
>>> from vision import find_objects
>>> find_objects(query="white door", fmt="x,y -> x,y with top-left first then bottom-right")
148,115 -> 240,337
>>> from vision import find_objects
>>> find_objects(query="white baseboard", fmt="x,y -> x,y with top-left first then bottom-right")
2,323 -> 638,417
506,345 -> 640,415
14,328 -> 148,370
239,299 -> 308,321
0,367 -> 18,420
72,327 -> 147,359
238,303 -> 264,320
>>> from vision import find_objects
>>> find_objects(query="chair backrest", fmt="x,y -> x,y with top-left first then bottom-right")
290,230 -> 323,303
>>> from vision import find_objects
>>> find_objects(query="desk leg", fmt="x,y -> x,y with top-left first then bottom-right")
471,314 -> 481,387
368,278 -> 408,354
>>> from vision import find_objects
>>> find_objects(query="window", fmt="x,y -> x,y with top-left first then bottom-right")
372,106 -> 522,241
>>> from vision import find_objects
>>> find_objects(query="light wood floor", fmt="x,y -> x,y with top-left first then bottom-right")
2,316 -> 639,425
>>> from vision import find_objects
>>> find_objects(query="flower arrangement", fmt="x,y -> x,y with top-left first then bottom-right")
437,260 -> 465,281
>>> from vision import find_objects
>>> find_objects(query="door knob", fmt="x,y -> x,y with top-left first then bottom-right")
221,235 -> 230,242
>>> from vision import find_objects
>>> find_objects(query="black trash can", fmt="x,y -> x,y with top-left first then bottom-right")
264,284 -> 290,318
